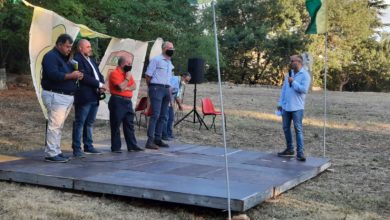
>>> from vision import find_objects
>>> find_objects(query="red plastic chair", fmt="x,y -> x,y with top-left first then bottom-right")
139,103 -> 153,130
201,97 -> 226,132
134,97 -> 148,127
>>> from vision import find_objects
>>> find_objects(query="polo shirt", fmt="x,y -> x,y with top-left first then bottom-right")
109,67 -> 135,98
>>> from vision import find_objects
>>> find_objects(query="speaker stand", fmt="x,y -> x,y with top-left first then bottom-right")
174,83 -> 208,129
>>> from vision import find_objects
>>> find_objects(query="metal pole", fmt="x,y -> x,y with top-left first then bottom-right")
323,32 -> 328,158
212,1 -> 231,219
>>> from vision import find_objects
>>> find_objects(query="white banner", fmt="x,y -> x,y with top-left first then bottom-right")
28,6 -> 80,119
96,38 -> 148,120
26,1 -> 149,121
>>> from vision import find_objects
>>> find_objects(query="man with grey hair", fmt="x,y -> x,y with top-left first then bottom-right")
144,41 -> 175,149
277,54 -> 311,162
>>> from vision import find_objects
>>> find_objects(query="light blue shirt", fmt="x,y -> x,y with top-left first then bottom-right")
146,54 -> 174,85
278,67 -> 311,112
169,75 -> 180,95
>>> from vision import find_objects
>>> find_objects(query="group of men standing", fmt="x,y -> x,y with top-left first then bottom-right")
41,34 -> 188,162
41,33 -> 310,163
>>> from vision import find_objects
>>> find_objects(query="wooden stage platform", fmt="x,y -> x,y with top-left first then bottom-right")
0,140 -> 330,211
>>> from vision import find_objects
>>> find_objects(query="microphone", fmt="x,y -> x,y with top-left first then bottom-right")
288,69 -> 293,87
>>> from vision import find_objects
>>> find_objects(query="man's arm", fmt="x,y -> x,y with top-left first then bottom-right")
145,75 -> 152,86
145,58 -> 157,86
278,75 -> 287,110
291,72 -> 311,94
43,53 -> 82,81
74,56 -> 100,88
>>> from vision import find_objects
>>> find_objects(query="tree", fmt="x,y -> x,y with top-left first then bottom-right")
308,0 -> 388,91
203,0 -> 309,85
0,0 -> 31,71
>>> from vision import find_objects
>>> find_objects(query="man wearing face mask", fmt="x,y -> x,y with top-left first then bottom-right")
144,41 -> 175,149
277,54 -> 311,162
108,55 -> 143,153
71,39 -> 108,158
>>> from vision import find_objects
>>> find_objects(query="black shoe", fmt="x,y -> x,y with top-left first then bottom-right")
84,148 -> 102,154
128,146 -> 144,152
58,153 -> 70,159
111,150 -> 123,153
73,151 -> 86,158
277,149 -> 295,157
154,140 -> 169,148
45,155 -> 68,163
145,142 -> 159,150
296,154 -> 306,162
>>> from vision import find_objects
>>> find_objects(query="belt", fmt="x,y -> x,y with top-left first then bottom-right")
46,89 -> 74,96
112,94 -> 132,100
150,83 -> 170,88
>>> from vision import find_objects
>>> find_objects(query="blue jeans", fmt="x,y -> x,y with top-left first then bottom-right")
72,102 -> 98,152
282,109 -> 304,156
162,105 -> 175,138
108,95 -> 138,151
147,85 -> 170,142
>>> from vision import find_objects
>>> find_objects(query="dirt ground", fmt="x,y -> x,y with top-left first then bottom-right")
0,80 -> 389,220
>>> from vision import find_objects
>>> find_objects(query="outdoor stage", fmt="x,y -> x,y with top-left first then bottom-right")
0,140 -> 330,211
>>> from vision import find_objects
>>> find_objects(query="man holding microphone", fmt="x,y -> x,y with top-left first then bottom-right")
277,54 -> 311,162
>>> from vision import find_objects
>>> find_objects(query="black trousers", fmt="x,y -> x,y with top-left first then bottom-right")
108,95 -> 137,151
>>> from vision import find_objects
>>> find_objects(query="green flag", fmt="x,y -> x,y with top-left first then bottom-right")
305,0 -> 327,34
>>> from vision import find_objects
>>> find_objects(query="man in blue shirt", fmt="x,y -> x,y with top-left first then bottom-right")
144,41 -> 175,149
41,33 -> 84,163
162,72 -> 191,140
277,55 -> 311,162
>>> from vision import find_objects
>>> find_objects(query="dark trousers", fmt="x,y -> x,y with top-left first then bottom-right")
72,102 -> 99,152
147,85 -> 170,142
162,105 -> 175,138
108,95 -> 137,151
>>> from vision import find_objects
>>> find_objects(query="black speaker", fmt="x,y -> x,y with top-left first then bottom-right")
188,58 -> 204,84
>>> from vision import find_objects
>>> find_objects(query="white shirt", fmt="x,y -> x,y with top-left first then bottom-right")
85,56 -> 103,88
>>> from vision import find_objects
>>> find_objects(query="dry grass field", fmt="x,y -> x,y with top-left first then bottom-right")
0,81 -> 389,220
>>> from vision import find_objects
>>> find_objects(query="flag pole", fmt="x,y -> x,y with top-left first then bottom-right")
212,1 -> 231,219
323,32 -> 328,158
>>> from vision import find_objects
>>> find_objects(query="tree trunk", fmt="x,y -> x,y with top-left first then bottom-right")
0,68 -> 7,90
339,78 -> 349,92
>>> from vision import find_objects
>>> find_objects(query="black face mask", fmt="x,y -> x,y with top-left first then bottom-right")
165,49 -> 174,57
123,65 -> 132,72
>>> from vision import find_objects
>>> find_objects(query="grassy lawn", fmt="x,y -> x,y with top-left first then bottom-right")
0,83 -> 389,220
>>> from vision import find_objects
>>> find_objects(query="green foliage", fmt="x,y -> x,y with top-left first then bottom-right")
200,0 -> 390,91
0,0 -> 31,71
1,0 -> 389,91
205,0 -> 309,85
1,0 -> 215,76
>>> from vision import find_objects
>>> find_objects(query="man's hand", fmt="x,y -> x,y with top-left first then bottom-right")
125,72 -> 132,81
66,71 -> 83,80
124,84 -> 136,91
99,84 -> 108,92
288,77 -> 294,84
178,103 -> 183,111
277,106 -> 282,111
